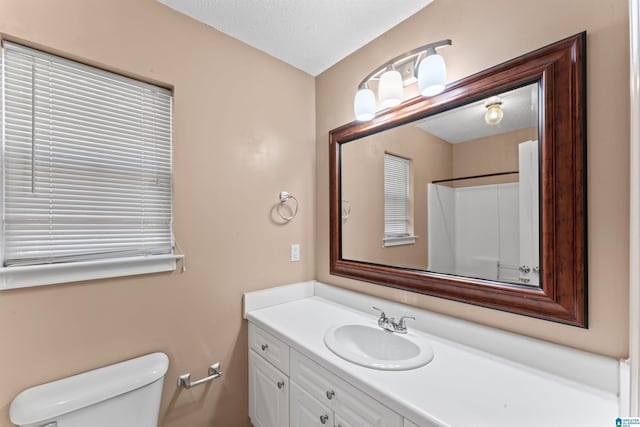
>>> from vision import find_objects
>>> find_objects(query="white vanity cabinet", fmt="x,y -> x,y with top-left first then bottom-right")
290,349 -> 403,427
249,322 -> 290,373
249,350 -> 289,427
290,381 -> 333,426
289,381 -> 365,427
245,283 -> 624,427
249,323 -> 290,427
249,322 -> 405,427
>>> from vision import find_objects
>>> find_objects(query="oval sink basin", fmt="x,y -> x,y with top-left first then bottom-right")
324,323 -> 434,370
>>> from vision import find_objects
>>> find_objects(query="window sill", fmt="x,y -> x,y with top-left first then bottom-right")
0,254 -> 183,290
383,236 -> 418,247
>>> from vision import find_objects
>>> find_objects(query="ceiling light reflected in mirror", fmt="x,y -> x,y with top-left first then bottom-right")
484,97 -> 504,125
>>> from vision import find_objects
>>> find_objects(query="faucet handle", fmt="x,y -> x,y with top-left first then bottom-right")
372,306 -> 387,319
396,315 -> 416,332
373,306 -> 394,330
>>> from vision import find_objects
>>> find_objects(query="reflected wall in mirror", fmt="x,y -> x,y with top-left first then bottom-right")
341,83 -> 540,286
330,33 -> 586,326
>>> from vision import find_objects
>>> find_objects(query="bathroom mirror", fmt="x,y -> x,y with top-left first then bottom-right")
329,33 -> 586,326
341,82 -> 540,286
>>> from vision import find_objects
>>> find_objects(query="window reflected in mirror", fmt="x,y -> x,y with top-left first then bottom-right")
383,153 -> 416,247
341,82 -> 540,287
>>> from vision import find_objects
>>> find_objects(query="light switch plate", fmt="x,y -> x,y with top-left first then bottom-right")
291,244 -> 300,262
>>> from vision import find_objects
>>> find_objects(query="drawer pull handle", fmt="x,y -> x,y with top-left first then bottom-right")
320,414 -> 329,424
325,390 -> 335,400
261,344 -> 269,351
277,380 -> 285,389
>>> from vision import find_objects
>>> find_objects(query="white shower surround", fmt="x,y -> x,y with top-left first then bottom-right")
427,140 -> 539,285
428,181 -> 520,281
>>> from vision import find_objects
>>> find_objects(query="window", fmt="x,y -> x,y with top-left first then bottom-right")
0,42 -> 178,289
383,153 -> 415,246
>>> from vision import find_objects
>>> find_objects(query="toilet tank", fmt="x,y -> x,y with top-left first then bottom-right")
10,352 -> 169,427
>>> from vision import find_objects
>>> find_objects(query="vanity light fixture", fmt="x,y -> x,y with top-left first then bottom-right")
484,96 -> 504,125
353,39 -> 452,121
378,68 -> 404,108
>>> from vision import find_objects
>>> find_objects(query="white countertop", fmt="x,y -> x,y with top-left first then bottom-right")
246,295 -> 619,427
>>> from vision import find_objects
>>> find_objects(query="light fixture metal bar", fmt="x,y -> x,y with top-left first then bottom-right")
357,39 -> 452,89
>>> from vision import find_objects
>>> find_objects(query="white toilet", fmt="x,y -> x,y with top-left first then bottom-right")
9,352 -> 169,427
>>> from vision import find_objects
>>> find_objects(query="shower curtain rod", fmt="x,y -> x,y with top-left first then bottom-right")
431,171 -> 519,184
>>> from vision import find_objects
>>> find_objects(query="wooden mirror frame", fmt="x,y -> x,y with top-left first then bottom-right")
329,33 -> 586,327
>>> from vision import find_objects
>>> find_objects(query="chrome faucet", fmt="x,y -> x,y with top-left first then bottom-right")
373,307 -> 415,334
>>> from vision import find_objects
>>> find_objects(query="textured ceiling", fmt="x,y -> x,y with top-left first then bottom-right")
416,83 -> 539,144
157,0 -> 433,76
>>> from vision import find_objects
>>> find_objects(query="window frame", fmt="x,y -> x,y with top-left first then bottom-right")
0,41 -> 181,290
383,152 -> 416,247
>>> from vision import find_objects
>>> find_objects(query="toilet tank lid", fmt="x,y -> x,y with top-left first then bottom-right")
9,352 -> 169,425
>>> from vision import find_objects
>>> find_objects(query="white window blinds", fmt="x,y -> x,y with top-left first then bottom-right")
1,41 -> 173,270
384,153 -> 410,237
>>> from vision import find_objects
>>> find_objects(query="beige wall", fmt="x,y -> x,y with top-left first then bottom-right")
0,0 -> 631,425
0,1 -> 315,426
316,0 -> 630,358
341,123 -> 452,269
453,127 -> 537,179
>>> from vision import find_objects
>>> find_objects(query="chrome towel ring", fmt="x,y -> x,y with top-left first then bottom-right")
342,200 -> 351,220
277,191 -> 299,222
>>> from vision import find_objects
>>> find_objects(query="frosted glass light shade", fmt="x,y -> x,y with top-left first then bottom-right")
418,54 -> 447,97
354,88 -> 376,121
485,104 -> 504,125
378,70 -> 403,108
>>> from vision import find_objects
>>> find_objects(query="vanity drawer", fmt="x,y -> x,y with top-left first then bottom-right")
290,349 -> 402,427
249,323 -> 290,375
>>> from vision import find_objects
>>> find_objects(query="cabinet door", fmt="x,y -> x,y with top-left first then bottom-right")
290,381 -> 333,427
249,350 -> 289,427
